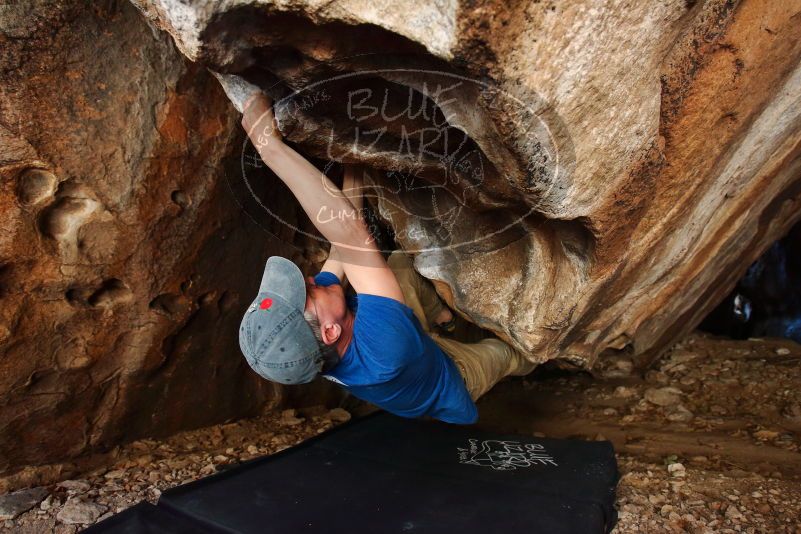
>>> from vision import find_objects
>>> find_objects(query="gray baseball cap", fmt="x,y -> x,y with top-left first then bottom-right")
238,257 -> 323,384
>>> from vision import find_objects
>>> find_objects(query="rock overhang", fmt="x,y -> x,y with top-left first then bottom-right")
128,0 -> 801,370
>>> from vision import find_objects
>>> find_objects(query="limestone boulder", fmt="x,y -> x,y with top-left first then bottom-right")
130,0 -> 801,367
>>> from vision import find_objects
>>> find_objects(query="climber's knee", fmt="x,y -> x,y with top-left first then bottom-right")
479,338 -> 535,377
506,344 -> 536,376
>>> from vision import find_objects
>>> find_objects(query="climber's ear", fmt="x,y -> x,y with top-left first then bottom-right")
321,322 -> 341,345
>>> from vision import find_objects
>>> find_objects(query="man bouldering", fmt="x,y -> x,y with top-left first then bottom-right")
225,79 -> 535,424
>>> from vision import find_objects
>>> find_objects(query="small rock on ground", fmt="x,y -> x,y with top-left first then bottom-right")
56,498 -> 107,525
644,387 -> 683,407
0,488 -> 48,520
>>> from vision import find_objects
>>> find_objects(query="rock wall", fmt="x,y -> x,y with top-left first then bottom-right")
0,0 -> 334,476
131,0 -> 801,369
3,0 -> 801,476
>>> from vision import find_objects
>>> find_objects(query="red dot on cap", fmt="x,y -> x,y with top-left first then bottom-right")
260,298 -> 273,310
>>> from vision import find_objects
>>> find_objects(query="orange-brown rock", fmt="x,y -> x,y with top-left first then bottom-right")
0,1 -> 333,476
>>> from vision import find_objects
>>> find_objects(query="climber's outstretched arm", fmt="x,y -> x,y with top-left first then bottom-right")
241,93 -> 404,303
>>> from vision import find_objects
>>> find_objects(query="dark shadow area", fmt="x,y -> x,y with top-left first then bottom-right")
700,220 -> 801,342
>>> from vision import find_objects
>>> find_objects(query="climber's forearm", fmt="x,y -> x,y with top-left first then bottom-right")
256,142 -> 403,301
239,93 -> 403,302
240,93 -> 371,259
321,164 -> 365,287
254,141 -> 378,264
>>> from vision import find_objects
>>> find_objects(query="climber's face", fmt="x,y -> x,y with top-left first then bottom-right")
304,277 -> 347,344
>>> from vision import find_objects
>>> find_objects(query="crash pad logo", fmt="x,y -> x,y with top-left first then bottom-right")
457,439 -> 558,470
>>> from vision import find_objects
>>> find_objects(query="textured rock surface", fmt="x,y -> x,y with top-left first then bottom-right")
0,1 -> 336,475
3,0 -> 801,478
131,0 -> 801,368
0,487 -> 48,520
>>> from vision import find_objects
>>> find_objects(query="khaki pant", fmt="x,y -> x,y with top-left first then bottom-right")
387,251 -> 536,400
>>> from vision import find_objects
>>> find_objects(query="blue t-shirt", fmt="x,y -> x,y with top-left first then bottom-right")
315,271 -> 478,424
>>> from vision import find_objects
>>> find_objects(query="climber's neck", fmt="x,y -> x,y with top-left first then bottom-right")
335,308 -> 355,358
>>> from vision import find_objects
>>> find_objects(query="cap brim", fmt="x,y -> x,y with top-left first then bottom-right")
259,256 -> 307,311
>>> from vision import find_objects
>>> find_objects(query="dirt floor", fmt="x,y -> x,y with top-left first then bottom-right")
1,331 -> 800,533
477,331 -> 801,533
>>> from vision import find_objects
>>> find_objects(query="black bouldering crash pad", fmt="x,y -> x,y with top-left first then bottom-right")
80,501 -> 202,533
84,412 -> 619,533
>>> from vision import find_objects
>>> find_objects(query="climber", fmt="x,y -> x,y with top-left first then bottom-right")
228,79 -> 535,424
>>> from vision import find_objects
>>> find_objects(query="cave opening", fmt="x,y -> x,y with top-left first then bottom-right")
699,219 -> 801,343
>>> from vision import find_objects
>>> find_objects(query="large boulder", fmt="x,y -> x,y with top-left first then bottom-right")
130,0 -> 801,367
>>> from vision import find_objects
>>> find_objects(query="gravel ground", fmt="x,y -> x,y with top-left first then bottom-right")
614,455 -> 800,533
1,331 -> 799,533
608,335 -> 801,533
0,407 -> 353,533
477,331 -> 801,533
